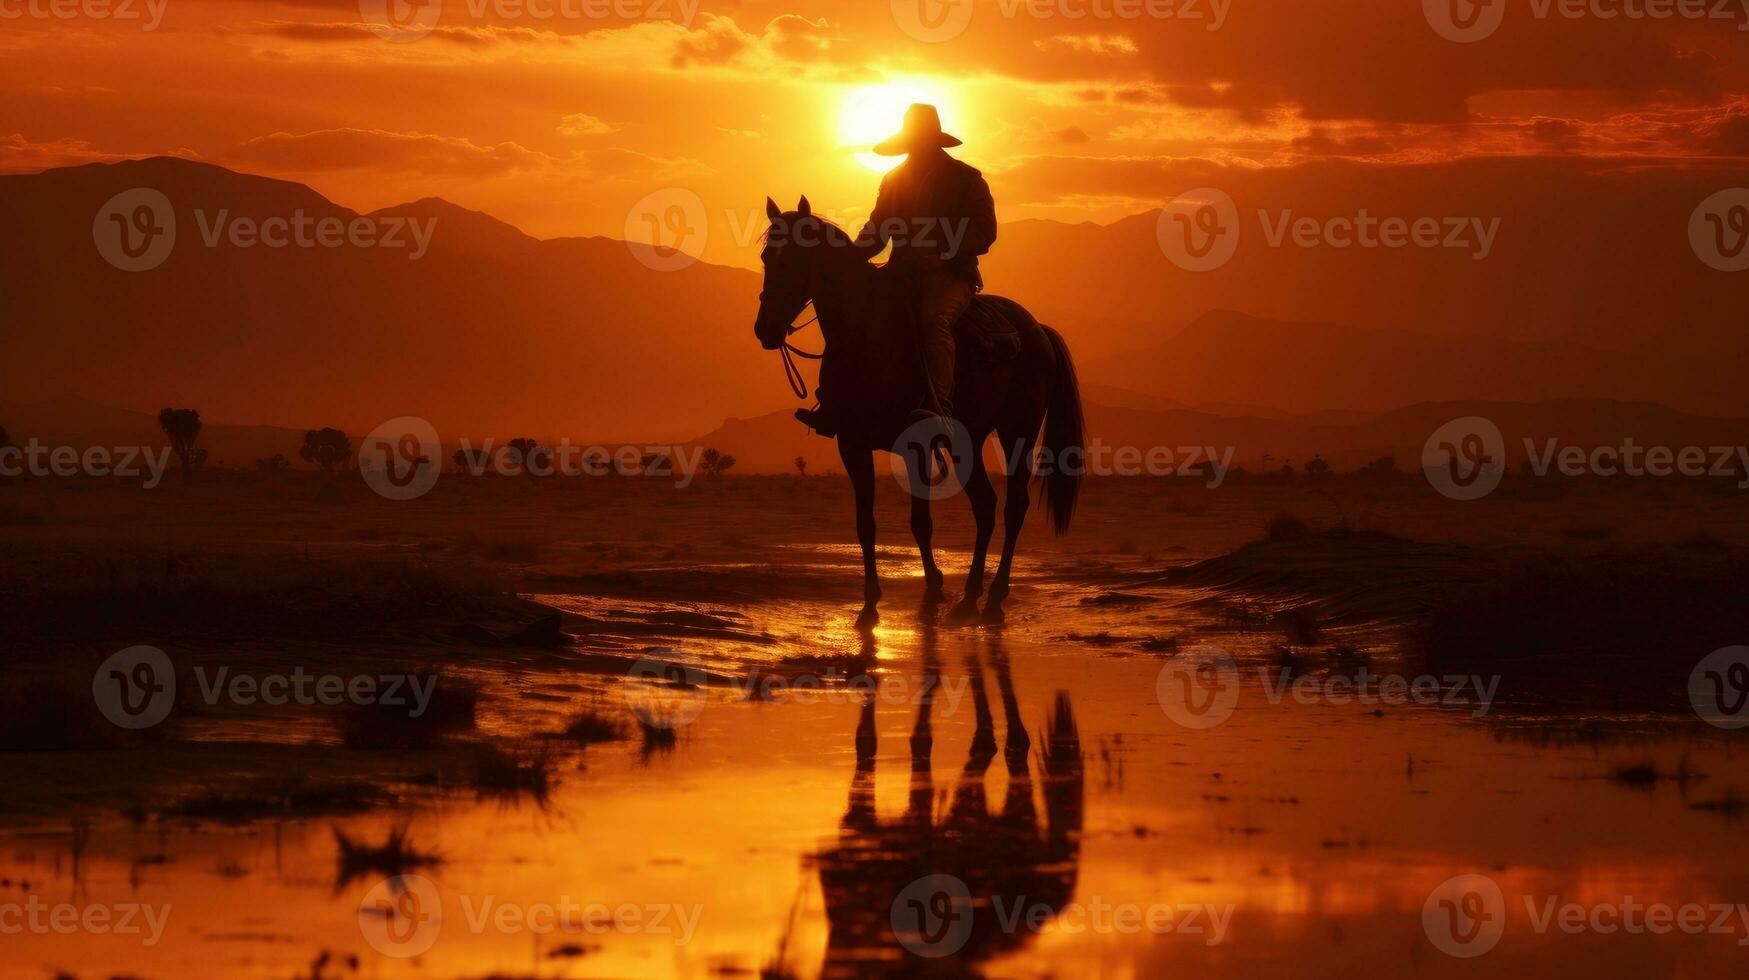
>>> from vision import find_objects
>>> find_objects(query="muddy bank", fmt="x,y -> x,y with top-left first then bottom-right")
1164,523 -> 1749,717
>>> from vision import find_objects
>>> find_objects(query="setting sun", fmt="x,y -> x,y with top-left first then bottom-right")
838,80 -> 959,173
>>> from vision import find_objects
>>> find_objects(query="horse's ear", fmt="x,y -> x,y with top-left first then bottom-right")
797,195 -> 812,218
765,197 -> 782,223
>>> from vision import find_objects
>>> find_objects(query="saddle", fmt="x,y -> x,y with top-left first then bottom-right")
955,295 -> 1023,362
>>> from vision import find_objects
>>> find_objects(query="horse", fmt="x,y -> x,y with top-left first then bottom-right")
752,196 -> 1084,628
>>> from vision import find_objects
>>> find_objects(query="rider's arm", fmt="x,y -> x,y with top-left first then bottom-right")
960,171 -> 998,259
854,174 -> 896,258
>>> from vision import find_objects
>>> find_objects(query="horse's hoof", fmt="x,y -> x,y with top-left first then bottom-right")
944,599 -> 980,627
855,605 -> 880,631
981,604 -> 1007,627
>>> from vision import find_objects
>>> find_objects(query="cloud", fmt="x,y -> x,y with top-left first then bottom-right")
558,113 -> 617,136
234,128 -> 554,176
0,134 -> 198,174
229,127 -> 709,182
1035,34 -> 1138,55
669,14 -> 840,69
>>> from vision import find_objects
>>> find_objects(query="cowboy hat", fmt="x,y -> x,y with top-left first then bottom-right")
873,103 -> 963,156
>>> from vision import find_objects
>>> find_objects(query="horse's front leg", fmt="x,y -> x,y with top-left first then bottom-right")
839,442 -> 881,629
910,490 -> 944,607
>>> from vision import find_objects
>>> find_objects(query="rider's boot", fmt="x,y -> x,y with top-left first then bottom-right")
796,395 -> 838,438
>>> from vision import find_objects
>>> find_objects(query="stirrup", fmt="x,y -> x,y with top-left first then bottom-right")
795,407 -> 837,438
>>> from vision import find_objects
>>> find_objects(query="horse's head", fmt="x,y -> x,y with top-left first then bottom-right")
753,195 -> 857,350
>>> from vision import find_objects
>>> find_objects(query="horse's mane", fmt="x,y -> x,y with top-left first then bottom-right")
762,212 -> 860,259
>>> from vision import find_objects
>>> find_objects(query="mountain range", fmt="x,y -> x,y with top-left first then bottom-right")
2,157 -> 1742,470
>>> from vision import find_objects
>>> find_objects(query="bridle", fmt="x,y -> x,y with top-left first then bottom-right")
777,302 -> 822,400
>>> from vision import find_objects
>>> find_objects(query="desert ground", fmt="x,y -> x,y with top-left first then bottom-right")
1,467 -> 1747,978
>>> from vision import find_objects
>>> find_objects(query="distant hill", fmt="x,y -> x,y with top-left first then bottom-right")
5,156 -> 1743,446
1082,310 -> 1745,419
982,157 -> 1749,364
0,157 -> 773,442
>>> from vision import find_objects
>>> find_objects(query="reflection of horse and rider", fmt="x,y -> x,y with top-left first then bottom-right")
764,629 -> 1085,977
756,104 -> 1086,629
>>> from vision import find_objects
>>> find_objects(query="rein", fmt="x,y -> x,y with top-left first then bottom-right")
779,304 -> 822,400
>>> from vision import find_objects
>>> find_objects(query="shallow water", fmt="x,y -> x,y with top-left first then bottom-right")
5,554 -> 1747,979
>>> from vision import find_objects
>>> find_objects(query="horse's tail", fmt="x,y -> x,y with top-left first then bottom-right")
1039,325 -> 1084,535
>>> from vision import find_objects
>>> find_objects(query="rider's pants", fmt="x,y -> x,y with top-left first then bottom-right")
916,269 -> 973,417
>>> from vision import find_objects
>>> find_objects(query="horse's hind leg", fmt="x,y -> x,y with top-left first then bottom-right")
839,442 -> 881,630
984,431 -> 1037,626
947,446 -> 996,626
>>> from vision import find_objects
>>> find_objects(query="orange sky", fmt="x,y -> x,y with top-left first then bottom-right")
3,0 -> 1746,266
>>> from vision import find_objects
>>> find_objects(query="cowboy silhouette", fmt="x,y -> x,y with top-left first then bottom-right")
796,104 -> 998,435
